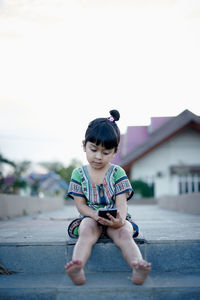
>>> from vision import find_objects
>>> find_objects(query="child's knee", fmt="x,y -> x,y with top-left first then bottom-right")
79,219 -> 101,239
115,226 -> 133,241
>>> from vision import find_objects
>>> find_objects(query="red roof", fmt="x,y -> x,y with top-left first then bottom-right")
112,110 -> 200,173
112,116 -> 172,165
150,116 -> 173,132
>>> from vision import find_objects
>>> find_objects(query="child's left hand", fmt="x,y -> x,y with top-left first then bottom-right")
97,210 -> 125,229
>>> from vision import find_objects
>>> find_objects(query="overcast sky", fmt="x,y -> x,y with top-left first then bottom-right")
0,0 -> 200,169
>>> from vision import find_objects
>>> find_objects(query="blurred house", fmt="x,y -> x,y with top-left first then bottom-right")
112,110 -> 200,198
1,172 -> 69,198
0,175 -> 15,194
27,172 -> 69,198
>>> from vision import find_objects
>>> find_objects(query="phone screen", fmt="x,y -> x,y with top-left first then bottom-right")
98,208 -> 117,219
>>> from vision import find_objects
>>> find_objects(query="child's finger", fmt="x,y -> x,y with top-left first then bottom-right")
116,210 -> 121,217
107,211 -> 121,221
97,217 -> 105,223
106,213 -> 116,221
98,217 -> 111,225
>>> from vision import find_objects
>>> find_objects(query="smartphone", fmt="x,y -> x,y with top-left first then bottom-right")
98,208 -> 117,220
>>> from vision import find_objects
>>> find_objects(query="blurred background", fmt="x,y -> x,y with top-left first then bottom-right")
0,0 -> 200,202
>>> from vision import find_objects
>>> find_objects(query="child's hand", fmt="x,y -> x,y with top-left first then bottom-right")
93,210 -> 101,222
97,210 -> 125,229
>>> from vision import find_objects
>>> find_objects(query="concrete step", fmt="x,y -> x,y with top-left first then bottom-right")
0,237 -> 200,275
0,271 -> 200,299
67,238 -> 200,273
1,205 -> 200,275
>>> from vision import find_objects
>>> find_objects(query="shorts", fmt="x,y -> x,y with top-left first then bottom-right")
67,214 -> 139,239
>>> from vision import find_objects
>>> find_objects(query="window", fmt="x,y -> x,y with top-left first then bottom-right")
179,174 -> 200,194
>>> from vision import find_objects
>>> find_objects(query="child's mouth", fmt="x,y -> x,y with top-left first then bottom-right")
93,161 -> 102,166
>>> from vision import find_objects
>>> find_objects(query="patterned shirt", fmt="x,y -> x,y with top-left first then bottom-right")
67,164 -> 133,211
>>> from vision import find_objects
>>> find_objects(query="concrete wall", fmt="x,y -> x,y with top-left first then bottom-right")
128,197 -> 157,205
158,193 -> 200,214
0,194 -> 65,219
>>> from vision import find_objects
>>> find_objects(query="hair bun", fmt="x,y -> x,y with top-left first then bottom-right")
109,110 -> 120,122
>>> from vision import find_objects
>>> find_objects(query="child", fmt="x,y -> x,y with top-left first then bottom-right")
65,110 -> 151,285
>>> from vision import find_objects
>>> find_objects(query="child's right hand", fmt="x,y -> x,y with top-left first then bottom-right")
97,210 -> 125,229
93,210 -> 101,222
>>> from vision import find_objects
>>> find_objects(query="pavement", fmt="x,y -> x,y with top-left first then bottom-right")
0,202 -> 200,245
1,203 -> 200,299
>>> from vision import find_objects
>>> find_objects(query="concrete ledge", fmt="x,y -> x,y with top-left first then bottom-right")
1,239 -> 200,275
158,193 -> 200,214
0,272 -> 200,300
128,197 -> 157,205
0,194 -> 64,219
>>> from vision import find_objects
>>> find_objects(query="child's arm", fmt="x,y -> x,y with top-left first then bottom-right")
115,193 -> 127,222
74,196 -> 99,221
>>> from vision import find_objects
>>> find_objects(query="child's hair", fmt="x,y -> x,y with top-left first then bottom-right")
84,110 -> 120,152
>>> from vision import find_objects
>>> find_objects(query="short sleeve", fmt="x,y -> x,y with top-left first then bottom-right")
114,166 -> 134,200
66,168 -> 85,200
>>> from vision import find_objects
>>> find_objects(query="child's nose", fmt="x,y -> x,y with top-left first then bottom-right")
95,151 -> 102,159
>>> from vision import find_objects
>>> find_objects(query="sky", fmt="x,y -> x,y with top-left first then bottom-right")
0,0 -> 200,170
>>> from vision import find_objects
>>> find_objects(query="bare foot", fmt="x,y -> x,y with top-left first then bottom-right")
131,260 -> 151,285
65,259 -> 86,285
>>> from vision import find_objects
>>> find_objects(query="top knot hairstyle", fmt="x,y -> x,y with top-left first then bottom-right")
84,110 -> 121,152
109,109 -> 120,122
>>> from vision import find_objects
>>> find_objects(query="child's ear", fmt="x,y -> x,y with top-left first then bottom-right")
82,140 -> 86,152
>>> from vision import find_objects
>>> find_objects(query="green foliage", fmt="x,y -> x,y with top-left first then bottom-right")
13,178 -> 27,189
57,166 -> 74,183
0,153 -> 82,195
130,179 -> 154,198
0,154 -> 30,194
38,161 -> 64,173
13,160 -> 31,177
39,158 -> 82,183
12,160 -> 31,193
30,178 -> 40,196
0,154 -> 16,168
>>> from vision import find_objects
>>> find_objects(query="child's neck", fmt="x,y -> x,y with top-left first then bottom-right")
87,163 -> 111,185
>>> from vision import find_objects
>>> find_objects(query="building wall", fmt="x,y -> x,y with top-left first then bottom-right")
130,128 -> 200,197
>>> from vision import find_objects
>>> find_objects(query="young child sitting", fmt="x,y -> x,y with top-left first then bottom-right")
65,109 -> 151,285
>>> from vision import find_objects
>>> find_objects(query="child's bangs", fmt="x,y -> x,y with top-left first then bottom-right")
88,126 -> 118,150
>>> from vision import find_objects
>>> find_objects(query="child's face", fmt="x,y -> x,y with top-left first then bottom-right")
83,141 -> 115,169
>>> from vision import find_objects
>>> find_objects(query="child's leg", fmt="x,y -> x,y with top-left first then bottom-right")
107,221 -> 151,285
65,218 -> 102,285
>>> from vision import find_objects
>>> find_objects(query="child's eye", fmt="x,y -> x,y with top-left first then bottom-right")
90,148 -> 96,152
103,152 -> 110,155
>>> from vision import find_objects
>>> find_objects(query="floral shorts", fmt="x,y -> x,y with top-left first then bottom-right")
67,214 -> 139,239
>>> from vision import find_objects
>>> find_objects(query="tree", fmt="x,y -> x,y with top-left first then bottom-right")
130,179 -> 154,198
12,160 -> 31,194
38,161 -> 64,173
13,160 -> 31,177
0,154 -> 16,168
0,154 -> 16,193
0,155 -> 31,194
39,158 -> 82,183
